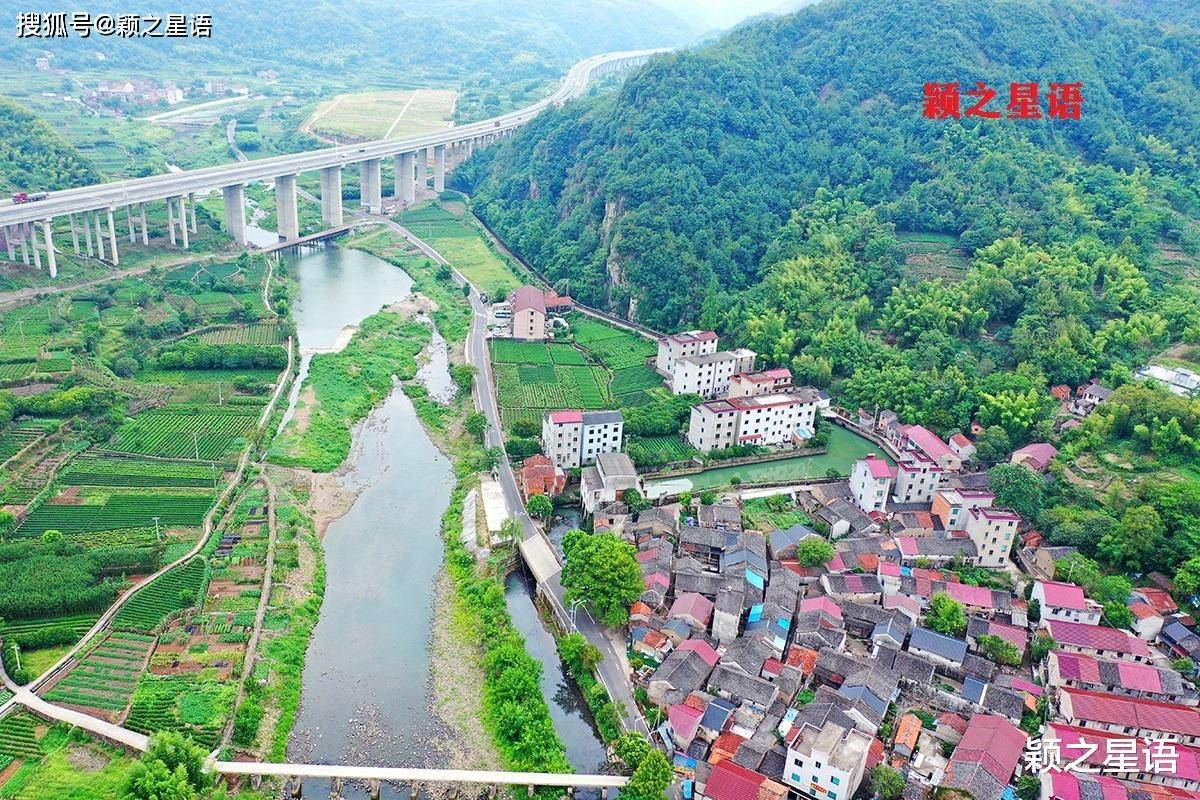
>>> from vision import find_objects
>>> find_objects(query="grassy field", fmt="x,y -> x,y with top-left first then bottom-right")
399,203 -> 524,295
898,230 -> 971,282
305,89 -> 457,141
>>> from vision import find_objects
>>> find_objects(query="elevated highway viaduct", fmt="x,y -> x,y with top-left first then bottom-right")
0,49 -> 661,277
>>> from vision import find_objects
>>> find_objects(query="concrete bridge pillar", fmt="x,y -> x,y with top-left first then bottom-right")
166,198 -> 177,246
69,214 -> 80,255
359,159 -> 382,214
289,777 -> 303,798
275,174 -> 300,240
126,205 -> 135,243
17,223 -> 29,265
222,184 -> 247,245
320,167 -> 343,225
188,192 -> 197,233
368,779 -> 381,800
93,211 -> 106,261
3,226 -> 13,262
330,776 -> 343,799
42,219 -> 56,278
29,224 -> 41,270
82,211 -> 95,257
418,148 -> 429,188
396,152 -> 415,205
176,196 -> 190,249
107,208 -> 120,265
140,202 -> 149,245
434,144 -> 446,193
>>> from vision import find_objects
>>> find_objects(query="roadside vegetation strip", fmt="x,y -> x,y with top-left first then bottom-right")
398,203 -> 524,296
267,312 -> 431,472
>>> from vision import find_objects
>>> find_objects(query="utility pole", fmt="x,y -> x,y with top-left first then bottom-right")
152,515 -> 161,542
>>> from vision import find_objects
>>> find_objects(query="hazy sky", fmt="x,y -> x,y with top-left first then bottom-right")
653,0 -> 788,31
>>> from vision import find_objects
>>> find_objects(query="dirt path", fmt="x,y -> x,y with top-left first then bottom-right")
220,476 -> 280,749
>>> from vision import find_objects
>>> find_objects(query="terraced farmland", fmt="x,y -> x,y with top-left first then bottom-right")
113,558 -> 208,633
60,456 -> 223,488
110,404 -> 258,459
16,492 -> 214,536
42,632 -> 154,717
197,323 -> 286,345
570,314 -> 656,369
0,713 -> 43,760
0,613 -> 100,640
126,673 -> 234,749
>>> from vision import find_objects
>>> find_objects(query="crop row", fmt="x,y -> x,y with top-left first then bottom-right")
17,493 -> 214,536
0,613 -> 100,638
113,558 -> 208,634
0,361 -> 33,381
0,714 -> 42,759
612,364 -> 664,396
61,456 -> 223,488
197,323 -> 285,346
494,364 -> 609,411
44,633 -> 150,713
110,406 -> 258,459
126,675 -> 230,749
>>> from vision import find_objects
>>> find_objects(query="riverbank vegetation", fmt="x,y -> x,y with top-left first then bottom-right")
267,312 -> 430,471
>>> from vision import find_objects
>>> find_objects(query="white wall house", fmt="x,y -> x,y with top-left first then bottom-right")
1031,580 -> 1103,626
964,505 -> 1020,568
686,390 -> 821,453
784,721 -> 871,800
541,410 -> 624,469
892,451 -> 943,505
510,285 -> 546,342
728,368 -> 793,398
671,348 -> 757,398
849,456 -> 894,514
656,330 -> 718,375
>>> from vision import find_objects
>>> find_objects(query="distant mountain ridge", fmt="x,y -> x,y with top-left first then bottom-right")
462,0 -> 1200,329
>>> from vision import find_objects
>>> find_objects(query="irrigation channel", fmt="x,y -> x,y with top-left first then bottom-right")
277,245 -> 605,797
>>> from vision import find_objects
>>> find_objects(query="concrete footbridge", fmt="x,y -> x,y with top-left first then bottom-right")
0,49 -> 663,276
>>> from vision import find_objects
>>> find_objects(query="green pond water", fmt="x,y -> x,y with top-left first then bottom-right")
645,424 -> 889,495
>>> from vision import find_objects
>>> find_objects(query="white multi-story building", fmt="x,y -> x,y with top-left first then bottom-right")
686,389 -> 822,453
849,455 -> 894,514
728,367 -> 793,398
784,721 -> 872,800
655,330 -> 718,375
581,452 -> 643,515
541,410 -> 624,469
892,451 -> 943,505
671,348 -> 757,398
964,505 -> 1021,568
1031,580 -> 1103,626
931,488 -> 995,531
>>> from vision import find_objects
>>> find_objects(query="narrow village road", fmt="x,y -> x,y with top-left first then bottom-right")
385,218 -> 648,737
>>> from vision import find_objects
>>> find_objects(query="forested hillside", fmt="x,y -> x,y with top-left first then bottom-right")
0,98 -> 99,193
3,0 -> 693,81
465,0 -> 1200,327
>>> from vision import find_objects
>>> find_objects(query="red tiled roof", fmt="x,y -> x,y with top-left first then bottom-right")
799,596 -> 843,619
1062,688 -> 1200,737
511,284 -> 546,313
548,409 -> 583,424
937,712 -> 969,735
1038,580 -> 1089,611
863,455 -> 894,479
982,619 -> 1028,651
903,425 -> 954,460
1048,770 -> 1200,800
710,731 -> 745,764
1130,602 -> 1159,620
858,553 -> 881,572
946,582 -> 995,609
785,646 -> 819,675
676,639 -> 720,667
630,601 -> 653,618
762,658 -> 784,676
705,761 -> 767,800
670,592 -> 715,625
866,737 -> 885,770
949,714 -> 1027,784
950,433 -> 974,448
1012,442 -> 1058,469
1049,723 -> 1200,781
669,703 -> 705,741
1136,587 -> 1179,615
644,572 -> 670,590
1046,619 -> 1151,658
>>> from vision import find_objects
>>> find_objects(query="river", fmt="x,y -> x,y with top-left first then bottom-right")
280,243 -> 603,797
645,425 -> 888,496
282,246 -> 453,797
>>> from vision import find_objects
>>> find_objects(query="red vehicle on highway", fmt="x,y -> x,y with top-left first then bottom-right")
11,192 -> 49,204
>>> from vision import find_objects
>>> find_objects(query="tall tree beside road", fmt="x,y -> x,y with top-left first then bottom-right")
561,529 -> 643,627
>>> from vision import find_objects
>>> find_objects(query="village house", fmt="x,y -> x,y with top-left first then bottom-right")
941,715 -> 1027,800
948,433 -> 976,461
728,368 -> 794,398
509,285 -> 547,341
518,454 -> 566,500
1044,619 -> 1154,663
1031,580 -> 1103,625
656,330 -> 719,375
1010,442 -> 1058,472
783,721 -> 872,800
1057,688 -> 1200,745
580,452 -> 643,515
849,455 -> 894,514
687,389 -> 822,453
895,424 -> 961,471
931,488 -> 995,531
1049,722 -> 1200,791
541,409 -> 624,469
964,505 -> 1020,568
1046,650 -> 1196,705
892,451 -> 943,505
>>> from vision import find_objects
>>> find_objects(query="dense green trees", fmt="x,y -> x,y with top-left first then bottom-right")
926,591 -> 967,637
0,540 -> 159,620
0,97 -> 98,193
157,342 -> 287,371
561,529 -> 643,627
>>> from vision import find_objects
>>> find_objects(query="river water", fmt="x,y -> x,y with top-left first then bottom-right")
280,243 -> 604,797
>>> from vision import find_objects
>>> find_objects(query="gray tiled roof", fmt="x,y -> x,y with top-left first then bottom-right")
908,626 -> 967,663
